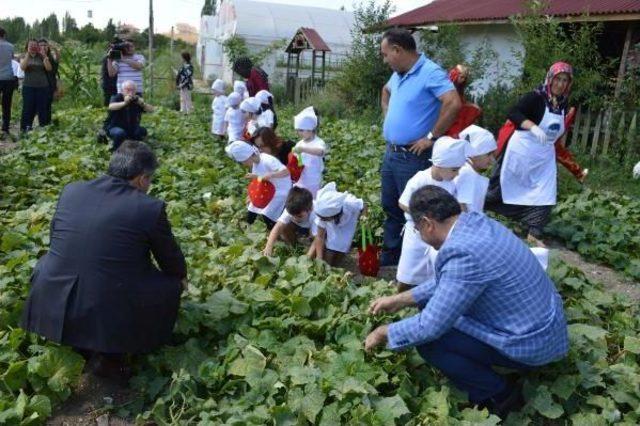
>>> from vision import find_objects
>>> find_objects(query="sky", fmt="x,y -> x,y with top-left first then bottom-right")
4,0 -> 428,34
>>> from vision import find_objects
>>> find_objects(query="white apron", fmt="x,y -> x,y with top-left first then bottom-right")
211,96 -> 227,136
500,106 -> 565,206
396,225 -> 438,285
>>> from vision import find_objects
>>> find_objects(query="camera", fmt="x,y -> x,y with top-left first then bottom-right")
128,95 -> 139,104
108,42 -> 127,60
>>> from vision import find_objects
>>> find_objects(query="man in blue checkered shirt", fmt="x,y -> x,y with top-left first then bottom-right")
365,185 -> 568,417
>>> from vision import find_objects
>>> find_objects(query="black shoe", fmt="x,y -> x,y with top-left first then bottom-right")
96,129 -> 108,144
90,354 -> 133,382
482,381 -> 525,419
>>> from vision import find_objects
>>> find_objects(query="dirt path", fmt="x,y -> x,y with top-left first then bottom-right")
545,240 -> 640,301
47,372 -> 136,426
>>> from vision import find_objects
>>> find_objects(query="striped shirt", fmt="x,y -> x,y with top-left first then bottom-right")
113,54 -> 145,94
387,212 -> 569,366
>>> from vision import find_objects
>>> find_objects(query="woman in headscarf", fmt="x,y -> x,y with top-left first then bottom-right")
485,61 -> 576,246
445,64 -> 481,138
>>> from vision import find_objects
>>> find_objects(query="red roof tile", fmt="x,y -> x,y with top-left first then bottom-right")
301,28 -> 332,52
385,0 -> 640,27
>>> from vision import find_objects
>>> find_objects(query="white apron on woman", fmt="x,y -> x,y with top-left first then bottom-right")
396,169 -> 457,285
247,153 -> 291,222
500,107 -> 565,206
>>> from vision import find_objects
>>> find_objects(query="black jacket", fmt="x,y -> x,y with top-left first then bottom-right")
21,175 -> 187,354
107,93 -> 144,132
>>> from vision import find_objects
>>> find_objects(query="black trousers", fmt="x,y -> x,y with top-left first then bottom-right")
21,86 -> 49,132
0,79 -> 16,132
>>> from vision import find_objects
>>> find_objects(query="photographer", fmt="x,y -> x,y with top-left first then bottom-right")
106,80 -> 153,151
38,39 -> 59,125
107,40 -> 145,95
101,39 -> 120,106
20,39 -> 52,133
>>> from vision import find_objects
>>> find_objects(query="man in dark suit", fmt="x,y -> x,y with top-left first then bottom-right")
21,140 -> 187,375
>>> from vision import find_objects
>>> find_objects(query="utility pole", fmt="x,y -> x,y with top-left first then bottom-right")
148,0 -> 154,100
170,26 -> 175,60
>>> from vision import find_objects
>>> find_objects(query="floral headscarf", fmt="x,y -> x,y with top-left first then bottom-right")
536,61 -> 573,113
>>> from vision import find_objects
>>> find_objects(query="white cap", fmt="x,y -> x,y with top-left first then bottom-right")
294,106 -> 317,131
233,80 -> 247,94
430,136 -> 468,168
314,182 -> 347,217
225,140 -> 259,162
211,79 -> 225,94
460,125 -> 497,157
226,92 -> 242,107
255,90 -> 273,105
240,97 -> 261,114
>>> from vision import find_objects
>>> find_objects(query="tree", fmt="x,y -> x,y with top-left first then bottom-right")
62,11 -> 78,38
332,0 -> 393,109
41,14 -> 61,40
201,0 -> 217,16
77,23 -> 102,45
103,18 -> 116,42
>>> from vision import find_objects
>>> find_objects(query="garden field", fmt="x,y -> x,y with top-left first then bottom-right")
2,107 -> 640,425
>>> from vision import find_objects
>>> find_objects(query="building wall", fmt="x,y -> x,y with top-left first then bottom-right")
459,24 -> 523,96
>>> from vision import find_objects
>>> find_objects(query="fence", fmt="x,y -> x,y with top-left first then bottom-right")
569,106 -> 639,160
286,76 -> 324,105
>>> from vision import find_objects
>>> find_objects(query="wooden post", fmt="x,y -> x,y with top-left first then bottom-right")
613,24 -> 633,101
626,111 -> 638,160
580,109 -> 592,152
148,0 -> 154,100
616,112 -> 626,161
170,26 -> 174,60
590,111 -> 603,158
322,51 -> 326,85
570,106 -> 582,147
602,107 -> 613,156
311,49 -> 316,87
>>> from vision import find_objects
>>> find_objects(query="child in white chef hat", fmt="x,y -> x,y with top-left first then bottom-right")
309,182 -> 365,266
255,90 -> 277,130
455,124 -> 497,213
293,106 -> 326,198
239,97 -> 262,139
224,92 -> 246,143
233,80 -> 249,99
396,137 -> 467,292
211,79 -> 227,140
225,140 -> 291,229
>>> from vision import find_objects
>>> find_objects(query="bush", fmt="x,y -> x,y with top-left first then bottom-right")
332,0 -> 393,111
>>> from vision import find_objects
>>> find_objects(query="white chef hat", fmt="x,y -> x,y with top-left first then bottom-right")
430,136 -> 468,168
233,80 -> 247,94
255,90 -> 273,105
226,92 -> 242,107
240,97 -> 261,114
294,106 -> 318,131
314,182 -> 347,217
530,247 -> 549,271
211,79 -> 225,94
460,125 -> 497,158
225,140 -> 259,162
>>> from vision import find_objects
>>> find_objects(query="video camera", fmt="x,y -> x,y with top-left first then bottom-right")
108,41 -> 128,60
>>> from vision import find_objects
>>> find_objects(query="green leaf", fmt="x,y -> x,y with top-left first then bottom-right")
531,385 -> 564,419
27,346 -> 85,395
206,288 -> 249,321
2,360 -> 28,390
299,385 -> 325,423
27,395 -> 52,419
568,323 -> 608,341
373,395 -> 410,422
624,336 -> 640,354
228,345 -> 266,377
551,375 -> 581,400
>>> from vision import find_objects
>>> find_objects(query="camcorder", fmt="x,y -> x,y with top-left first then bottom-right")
108,42 -> 128,60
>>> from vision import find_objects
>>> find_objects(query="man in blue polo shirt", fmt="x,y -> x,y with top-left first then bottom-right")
379,28 -> 460,266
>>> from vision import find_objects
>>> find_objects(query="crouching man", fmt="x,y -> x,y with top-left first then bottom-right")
21,141 -> 186,377
364,185 -> 568,417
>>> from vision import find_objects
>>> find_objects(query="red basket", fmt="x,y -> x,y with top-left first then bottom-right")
358,224 -> 380,277
287,152 -> 304,183
247,178 -> 275,208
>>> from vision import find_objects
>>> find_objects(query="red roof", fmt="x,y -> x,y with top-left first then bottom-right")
300,28 -> 331,52
385,0 -> 640,27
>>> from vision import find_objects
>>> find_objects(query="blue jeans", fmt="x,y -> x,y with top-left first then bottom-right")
417,329 -> 531,403
21,86 -> 50,132
108,126 -> 147,151
380,147 -> 431,255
